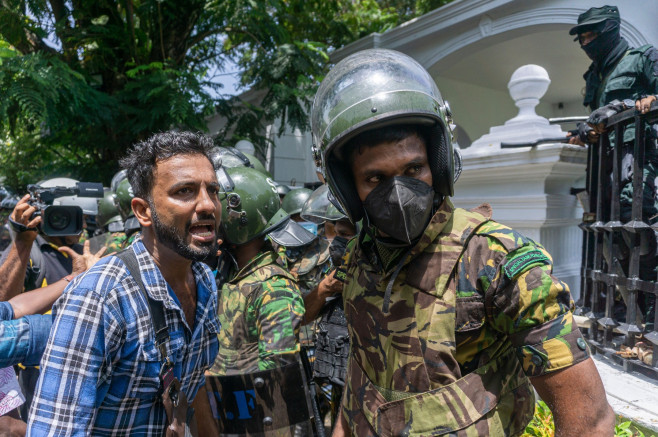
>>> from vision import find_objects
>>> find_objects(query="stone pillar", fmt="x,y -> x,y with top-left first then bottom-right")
454,65 -> 587,300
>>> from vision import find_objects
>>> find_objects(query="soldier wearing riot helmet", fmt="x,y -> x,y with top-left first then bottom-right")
209,146 -> 273,178
300,184 -> 356,432
568,5 -> 658,331
203,166 -> 317,436
278,187 -> 329,292
90,187 -> 127,254
114,178 -> 141,242
312,49 -> 614,436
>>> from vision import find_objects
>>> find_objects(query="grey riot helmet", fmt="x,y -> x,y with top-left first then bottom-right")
311,49 -> 455,223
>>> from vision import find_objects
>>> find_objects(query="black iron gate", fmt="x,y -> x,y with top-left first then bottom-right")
578,101 -> 658,378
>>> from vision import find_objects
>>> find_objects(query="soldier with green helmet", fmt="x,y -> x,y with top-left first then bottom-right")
205,166 -> 318,435
209,146 -> 273,178
279,186 -> 331,357
92,188 -> 126,254
312,49 -> 614,436
300,184 -> 357,432
114,178 -> 140,244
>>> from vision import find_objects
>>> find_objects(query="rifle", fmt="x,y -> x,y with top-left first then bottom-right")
300,347 -> 327,437
501,116 -> 590,148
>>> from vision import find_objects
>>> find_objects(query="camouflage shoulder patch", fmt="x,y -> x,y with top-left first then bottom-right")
504,249 -> 550,279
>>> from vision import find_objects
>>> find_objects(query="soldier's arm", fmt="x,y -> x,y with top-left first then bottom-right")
480,233 -> 613,435
253,276 -> 305,370
530,359 -> 614,436
637,48 -> 658,114
302,270 -> 343,324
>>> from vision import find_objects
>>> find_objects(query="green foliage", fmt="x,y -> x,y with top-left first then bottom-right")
522,401 -> 656,437
523,400 -> 555,437
0,0 -> 454,190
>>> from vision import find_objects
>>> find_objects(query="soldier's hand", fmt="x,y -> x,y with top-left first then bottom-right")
60,240 -> 107,276
566,132 -> 586,146
318,270 -> 343,298
636,95 -> 657,114
10,194 -> 41,245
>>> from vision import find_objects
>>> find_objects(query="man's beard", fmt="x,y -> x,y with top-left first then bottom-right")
150,202 -> 218,262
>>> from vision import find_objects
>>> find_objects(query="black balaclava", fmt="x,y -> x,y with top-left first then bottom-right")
581,19 -> 622,64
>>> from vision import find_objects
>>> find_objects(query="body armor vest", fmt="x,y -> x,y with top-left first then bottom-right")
313,297 -> 349,386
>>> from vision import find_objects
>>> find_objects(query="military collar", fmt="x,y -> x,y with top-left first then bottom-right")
407,197 -> 455,259
231,250 -> 278,283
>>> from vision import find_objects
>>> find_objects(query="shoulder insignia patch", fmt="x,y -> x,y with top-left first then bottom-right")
504,249 -> 550,279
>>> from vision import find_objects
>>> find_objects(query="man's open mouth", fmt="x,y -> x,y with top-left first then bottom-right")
189,223 -> 215,241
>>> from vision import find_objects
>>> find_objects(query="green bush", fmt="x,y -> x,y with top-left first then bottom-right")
522,401 -> 656,437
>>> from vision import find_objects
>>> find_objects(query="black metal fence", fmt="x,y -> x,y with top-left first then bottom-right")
578,101 -> 658,378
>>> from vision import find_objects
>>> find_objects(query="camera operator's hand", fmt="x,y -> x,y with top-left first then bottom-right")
59,240 -> 107,277
10,194 -> 41,245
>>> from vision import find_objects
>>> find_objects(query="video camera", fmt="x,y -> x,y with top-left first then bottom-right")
27,182 -> 104,236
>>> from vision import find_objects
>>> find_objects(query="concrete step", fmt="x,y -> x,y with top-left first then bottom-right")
593,355 -> 658,432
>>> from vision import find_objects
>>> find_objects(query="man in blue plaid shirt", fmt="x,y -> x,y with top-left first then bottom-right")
27,131 -> 223,436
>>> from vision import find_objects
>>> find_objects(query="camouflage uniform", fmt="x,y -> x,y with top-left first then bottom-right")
277,237 -> 331,348
106,232 -> 127,254
341,199 -> 589,436
208,249 -> 305,375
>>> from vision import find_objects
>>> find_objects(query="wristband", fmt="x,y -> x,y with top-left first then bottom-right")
8,217 -> 37,233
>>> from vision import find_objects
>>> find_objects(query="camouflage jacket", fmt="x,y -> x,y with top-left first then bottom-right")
341,199 -> 589,436
277,238 -> 332,347
106,232 -> 127,254
208,250 -> 305,375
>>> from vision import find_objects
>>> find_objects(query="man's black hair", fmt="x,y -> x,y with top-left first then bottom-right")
119,131 -> 216,200
346,125 -> 430,165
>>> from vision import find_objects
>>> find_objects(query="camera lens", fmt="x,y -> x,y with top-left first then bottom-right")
49,210 -> 72,231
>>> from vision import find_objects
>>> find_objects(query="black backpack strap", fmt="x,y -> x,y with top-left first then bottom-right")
115,249 -> 170,362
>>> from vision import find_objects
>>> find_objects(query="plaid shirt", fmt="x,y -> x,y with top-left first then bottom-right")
27,238 -> 220,436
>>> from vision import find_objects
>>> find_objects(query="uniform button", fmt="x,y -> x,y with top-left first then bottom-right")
531,354 -> 543,366
577,337 -> 588,351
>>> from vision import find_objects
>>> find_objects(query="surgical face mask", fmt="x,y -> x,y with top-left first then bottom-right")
297,221 -> 318,236
329,235 -> 349,267
363,176 -> 434,245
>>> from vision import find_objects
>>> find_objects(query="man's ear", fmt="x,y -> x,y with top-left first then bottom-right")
132,198 -> 152,227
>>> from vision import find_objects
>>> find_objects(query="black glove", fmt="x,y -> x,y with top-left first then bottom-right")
575,122 -> 594,143
587,99 -> 634,128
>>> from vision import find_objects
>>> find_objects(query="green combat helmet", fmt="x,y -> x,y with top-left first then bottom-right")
217,166 -> 316,247
300,184 -> 346,224
97,188 -> 124,233
114,179 -> 134,221
210,147 -> 273,178
281,188 -> 313,217
114,178 -> 140,236
311,48 -> 457,223
275,183 -> 291,199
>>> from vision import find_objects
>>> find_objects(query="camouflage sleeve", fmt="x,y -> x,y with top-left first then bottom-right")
472,225 -> 589,377
250,276 -> 305,371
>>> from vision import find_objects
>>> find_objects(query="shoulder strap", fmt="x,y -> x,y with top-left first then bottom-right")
25,241 -> 45,290
115,249 -> 170,361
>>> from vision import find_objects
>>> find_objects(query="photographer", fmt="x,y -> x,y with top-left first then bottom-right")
0,177 -> 104,421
